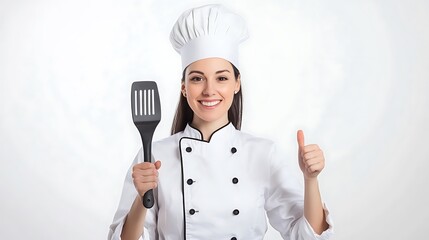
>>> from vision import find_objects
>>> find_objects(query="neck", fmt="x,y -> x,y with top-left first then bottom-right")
191,117 -> 229,141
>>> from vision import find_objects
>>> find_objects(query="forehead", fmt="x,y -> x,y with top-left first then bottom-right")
186,57 -> 233,73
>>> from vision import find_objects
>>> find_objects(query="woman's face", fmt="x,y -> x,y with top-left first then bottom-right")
183,57 -> 240,127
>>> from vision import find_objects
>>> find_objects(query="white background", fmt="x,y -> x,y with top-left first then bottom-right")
1,0 -> 428,239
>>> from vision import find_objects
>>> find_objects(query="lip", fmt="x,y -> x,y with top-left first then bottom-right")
198,100 -> 221,108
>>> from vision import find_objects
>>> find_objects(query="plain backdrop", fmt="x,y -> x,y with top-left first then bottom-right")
1,0 -> 428,239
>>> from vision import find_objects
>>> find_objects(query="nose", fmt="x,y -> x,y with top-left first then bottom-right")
202,78 -> 215,96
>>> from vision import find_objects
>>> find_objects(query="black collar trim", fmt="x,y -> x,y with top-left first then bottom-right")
187,122 -> 231,142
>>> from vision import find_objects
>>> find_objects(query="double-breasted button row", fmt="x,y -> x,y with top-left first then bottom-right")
187,178 -> 237,185
184,146 -> 237,154
188,208 -> 240,216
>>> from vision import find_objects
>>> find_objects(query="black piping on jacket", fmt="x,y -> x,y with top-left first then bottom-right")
178,122 -> 232,239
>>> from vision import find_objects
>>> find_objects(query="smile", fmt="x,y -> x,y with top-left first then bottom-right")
199,100 -> 221,107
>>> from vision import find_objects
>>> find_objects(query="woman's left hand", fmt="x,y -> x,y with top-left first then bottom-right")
297,130 -> 325,179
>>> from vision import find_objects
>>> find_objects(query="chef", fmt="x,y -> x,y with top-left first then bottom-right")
109,4 -> 333,240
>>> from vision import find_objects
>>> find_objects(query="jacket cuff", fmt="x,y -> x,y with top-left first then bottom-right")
303,203 -> 334,240
108,215 -> 145,240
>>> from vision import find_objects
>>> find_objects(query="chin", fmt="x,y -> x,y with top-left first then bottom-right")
194,113 -> 227,124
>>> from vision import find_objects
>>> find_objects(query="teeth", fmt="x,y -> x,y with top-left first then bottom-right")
201,100 -> 220,107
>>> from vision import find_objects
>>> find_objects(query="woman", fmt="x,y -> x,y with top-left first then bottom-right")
109,4 -> 333,240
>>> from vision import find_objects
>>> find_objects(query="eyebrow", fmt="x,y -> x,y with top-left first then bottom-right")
188,69 -> 231,75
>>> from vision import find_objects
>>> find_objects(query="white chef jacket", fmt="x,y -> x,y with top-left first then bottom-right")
109,123 -> 333,240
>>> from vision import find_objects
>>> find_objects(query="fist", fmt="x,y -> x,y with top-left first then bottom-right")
132,160 -> 161,196
297,130 -> 325,179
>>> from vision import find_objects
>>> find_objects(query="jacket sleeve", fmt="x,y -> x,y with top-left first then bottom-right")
264,143 -> 334,240
108,148 -> 159,240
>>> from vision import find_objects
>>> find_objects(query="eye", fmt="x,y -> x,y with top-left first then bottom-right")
190,76 -> 203,82
218,76 -> 228,81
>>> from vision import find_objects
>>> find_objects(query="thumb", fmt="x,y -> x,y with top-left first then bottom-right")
297,130 -> 305,149
154,160 -> 162,170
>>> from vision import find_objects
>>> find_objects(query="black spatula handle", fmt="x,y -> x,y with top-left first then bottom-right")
142,131 -> 155,209
143,190 -> 154,208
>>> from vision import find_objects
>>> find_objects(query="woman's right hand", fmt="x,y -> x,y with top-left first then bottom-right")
132,160 -> 162,197
122,161 -> 161,239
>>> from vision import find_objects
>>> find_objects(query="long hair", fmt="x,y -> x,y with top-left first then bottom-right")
170,63 -> 243,135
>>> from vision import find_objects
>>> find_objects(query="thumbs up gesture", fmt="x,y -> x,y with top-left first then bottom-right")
297,130 -> 325,179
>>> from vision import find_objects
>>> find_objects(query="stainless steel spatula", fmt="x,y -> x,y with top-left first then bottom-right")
131,81 -> 161,208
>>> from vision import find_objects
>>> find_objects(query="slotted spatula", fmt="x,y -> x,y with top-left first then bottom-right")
131,81 -> 161,208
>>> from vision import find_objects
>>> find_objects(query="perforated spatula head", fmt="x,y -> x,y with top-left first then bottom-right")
131,81 -> 161,126
131,81 -> 161,208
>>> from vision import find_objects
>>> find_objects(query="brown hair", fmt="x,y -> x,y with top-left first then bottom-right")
170,63 -> 243,135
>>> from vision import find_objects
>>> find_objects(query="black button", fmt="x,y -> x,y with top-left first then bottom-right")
231,238 -> 237,240
231,147 -> 237,154
187,179 -> 194,185
233,209 -> 239,215
186,147 -> 192,152
232,177 -> 239,184
189,209 -> 196,215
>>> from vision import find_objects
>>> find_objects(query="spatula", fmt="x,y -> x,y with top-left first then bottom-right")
131,81 -> 161,208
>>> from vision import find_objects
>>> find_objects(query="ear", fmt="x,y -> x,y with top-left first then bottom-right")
181,82 -> 186,96
235,76 -> 241,93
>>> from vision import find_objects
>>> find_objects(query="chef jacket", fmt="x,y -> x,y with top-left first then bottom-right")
109,122 -> 333,240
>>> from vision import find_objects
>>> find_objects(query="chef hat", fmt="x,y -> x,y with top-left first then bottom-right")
170,4 -> 249,71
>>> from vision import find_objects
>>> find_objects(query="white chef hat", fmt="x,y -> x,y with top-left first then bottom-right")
170,4 -> 249,71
